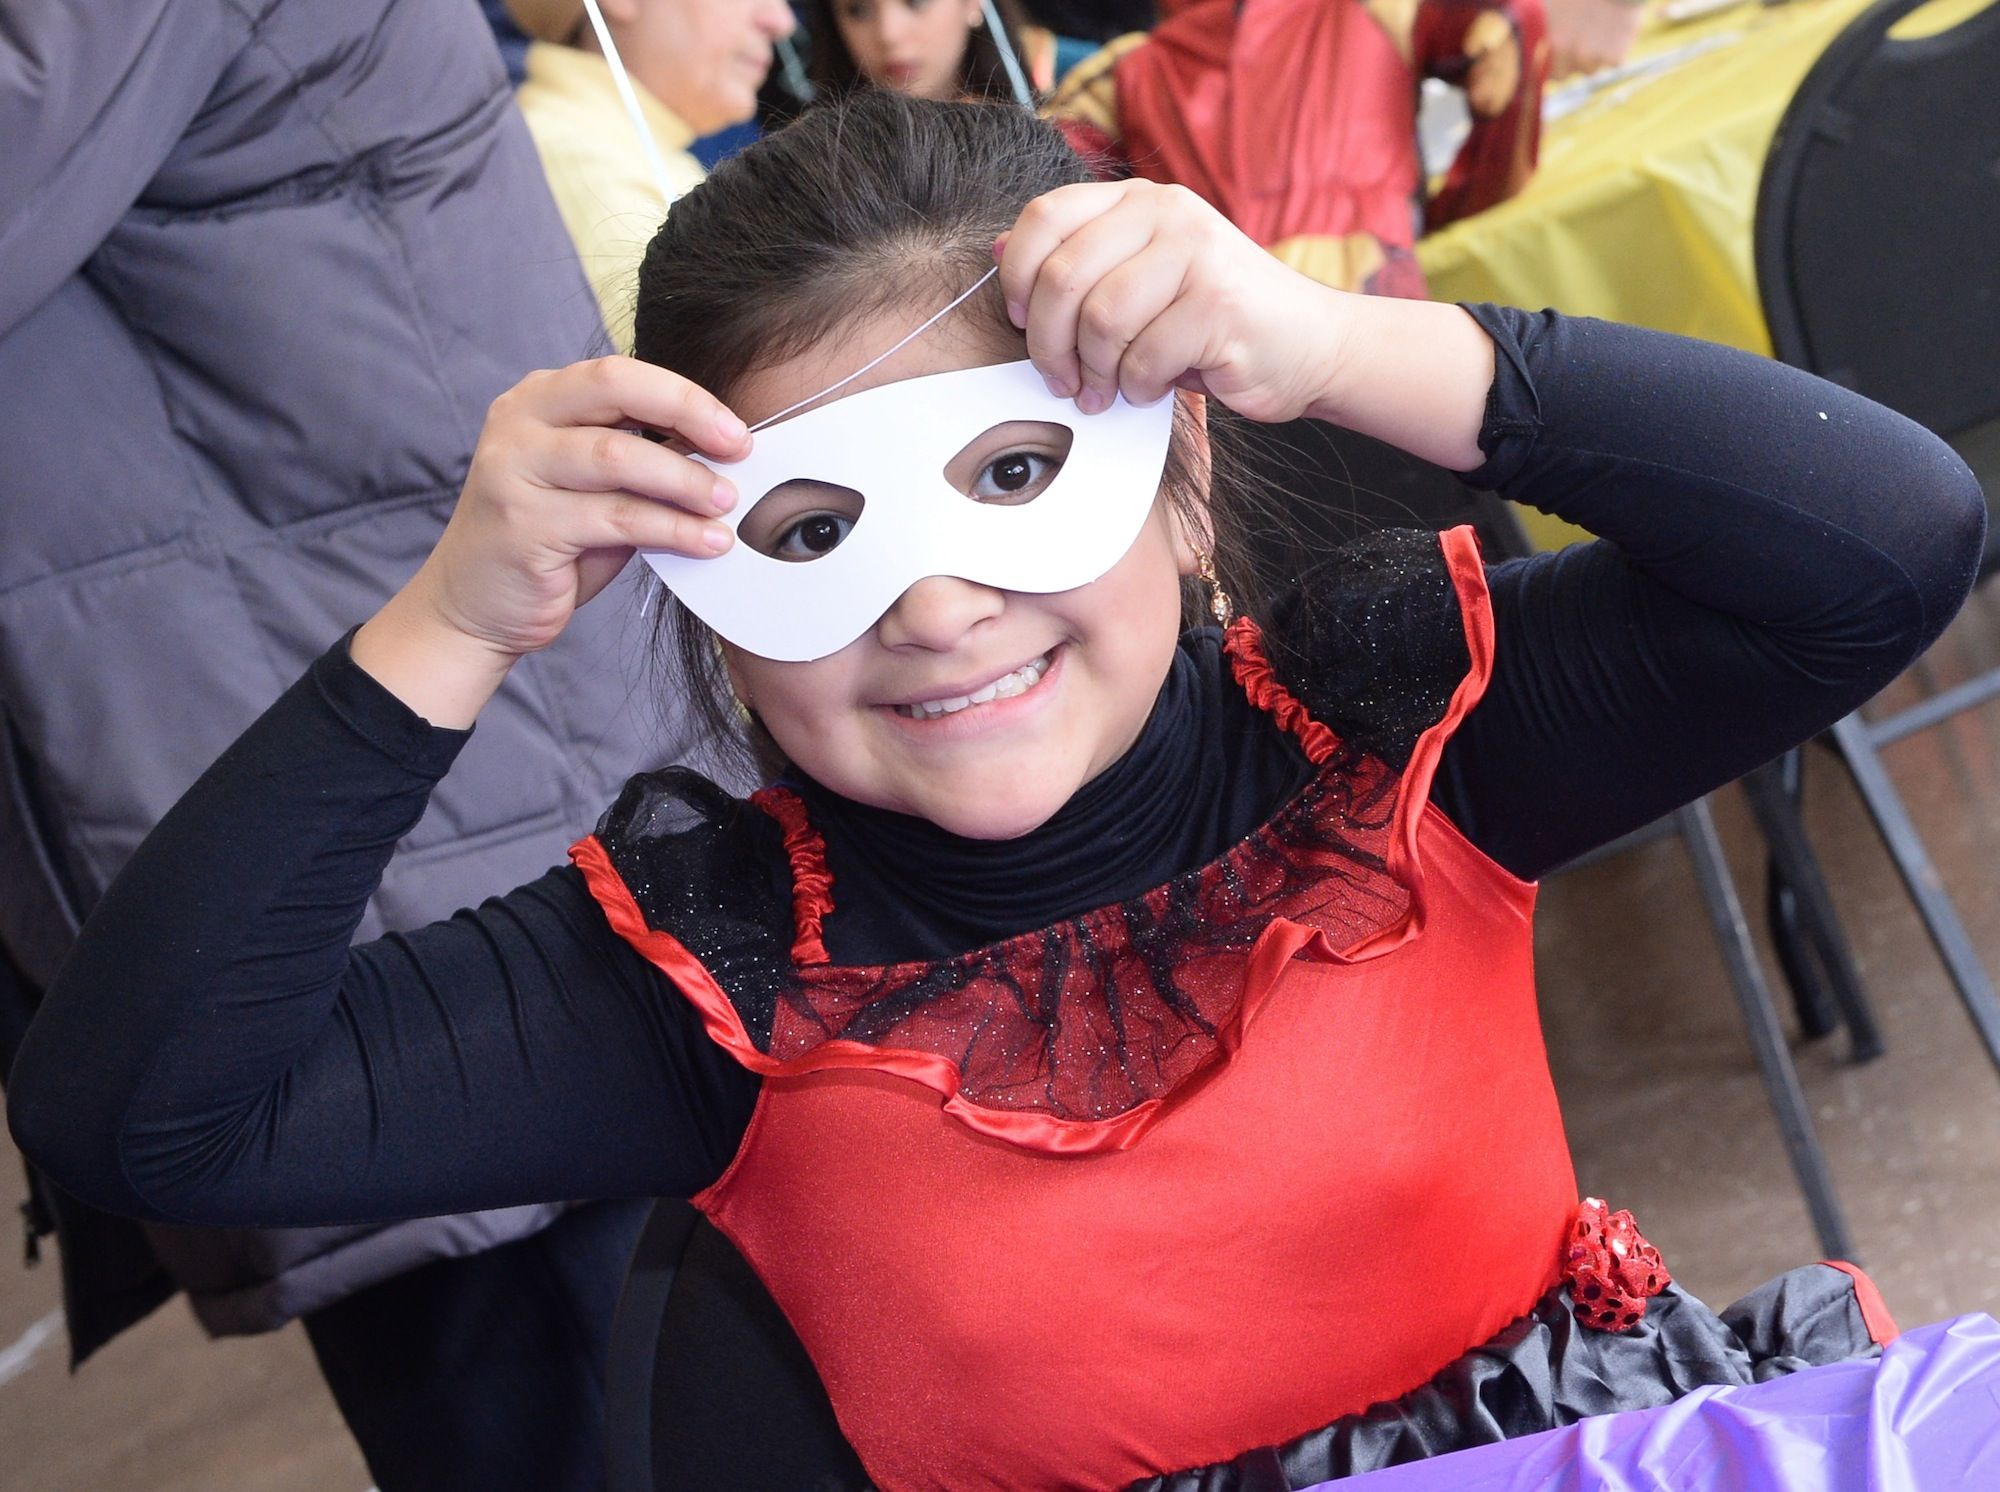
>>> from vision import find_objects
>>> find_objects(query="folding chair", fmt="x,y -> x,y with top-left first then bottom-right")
1754,0 -> 2000,1069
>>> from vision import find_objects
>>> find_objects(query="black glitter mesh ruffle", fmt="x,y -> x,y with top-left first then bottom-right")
1267,529 -> 1471,771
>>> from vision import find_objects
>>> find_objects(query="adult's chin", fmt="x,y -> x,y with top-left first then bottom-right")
689,84 -> 757,137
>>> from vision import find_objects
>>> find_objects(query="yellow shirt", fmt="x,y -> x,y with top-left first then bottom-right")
516,43 -> 708,352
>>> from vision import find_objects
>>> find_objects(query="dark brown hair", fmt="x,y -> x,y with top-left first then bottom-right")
795,0 -> 1040,103
632,91 -> 1283,781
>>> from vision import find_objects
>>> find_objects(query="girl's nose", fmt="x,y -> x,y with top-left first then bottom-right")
874,575 -> 1005,652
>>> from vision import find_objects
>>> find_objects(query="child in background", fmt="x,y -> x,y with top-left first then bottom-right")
800,0 -> 1085,101
11,94 -> 1983,1489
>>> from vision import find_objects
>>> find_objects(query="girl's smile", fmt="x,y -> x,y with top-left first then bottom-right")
881,643 -> 1059,724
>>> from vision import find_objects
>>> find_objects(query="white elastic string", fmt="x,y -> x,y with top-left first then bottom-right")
981,0 -> 1035,109
747,265 -> 1002,431
581,0 -> 680,209
775,34 -> 817,106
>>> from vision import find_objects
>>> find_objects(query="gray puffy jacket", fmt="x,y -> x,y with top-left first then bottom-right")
0,0 -> 702,1353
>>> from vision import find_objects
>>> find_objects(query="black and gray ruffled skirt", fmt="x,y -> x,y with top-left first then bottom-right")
1130,1262 -> 1886,1491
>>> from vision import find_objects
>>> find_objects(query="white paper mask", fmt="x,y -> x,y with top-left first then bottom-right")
640,359 -> 1176,662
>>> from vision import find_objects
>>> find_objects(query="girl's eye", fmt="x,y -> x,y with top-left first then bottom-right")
971,449 -> 1062,504
943,421 -> 1073,501
741,478 -> 864,560
772,511 -> 856,562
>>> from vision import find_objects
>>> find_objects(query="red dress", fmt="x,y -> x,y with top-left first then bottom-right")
573,529 -> 1638,1489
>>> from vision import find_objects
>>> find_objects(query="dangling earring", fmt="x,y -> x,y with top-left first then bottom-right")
1197,549 -> 1234,626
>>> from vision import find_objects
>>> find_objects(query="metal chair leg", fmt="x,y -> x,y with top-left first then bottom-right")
1761,749 -> 1841,1042
1768,853 -> 1841,1042
1743,756 -> 1886,1062
1676,799 -> 1856,1262
1829,712 -> 2000,1072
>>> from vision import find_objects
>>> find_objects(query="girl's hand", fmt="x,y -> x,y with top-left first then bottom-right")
994,179 -> 1354,426
352,358 -> 749,726
419,357 -> 749,656
995,178 -> 1495,474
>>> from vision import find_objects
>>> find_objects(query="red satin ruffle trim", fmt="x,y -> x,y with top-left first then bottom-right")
748,786 -> 833,966
1221,622 -> 1341,764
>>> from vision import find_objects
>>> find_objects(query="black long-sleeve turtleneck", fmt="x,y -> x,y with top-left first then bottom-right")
9,306 -> 1985,1229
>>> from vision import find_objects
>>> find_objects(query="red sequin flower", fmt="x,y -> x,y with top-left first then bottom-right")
1563,1198 -> 1671,1331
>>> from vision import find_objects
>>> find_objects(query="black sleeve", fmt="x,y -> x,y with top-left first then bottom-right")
7,641 -> 760,1228
1431,305 -> 1987,880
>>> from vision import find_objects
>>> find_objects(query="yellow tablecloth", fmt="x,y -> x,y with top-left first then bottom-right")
1417,0 -> 1987,543
1418,0 -> 1989,353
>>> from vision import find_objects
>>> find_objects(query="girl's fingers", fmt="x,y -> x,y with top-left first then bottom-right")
1019,207 -> 1165,402
531,426 -> 739,517
1117,294 -> 1217,408
561,489 -> 735,559
515,356 -> 751,460
1071,254 -> 1187,411
998,180 -> 1140,337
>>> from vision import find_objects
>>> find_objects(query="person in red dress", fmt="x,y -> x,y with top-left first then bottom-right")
1049,0 -> 1549,295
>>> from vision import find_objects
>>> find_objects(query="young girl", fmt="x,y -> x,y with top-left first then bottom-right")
10,94 -> 1983,1490
801,0 -> 1077,102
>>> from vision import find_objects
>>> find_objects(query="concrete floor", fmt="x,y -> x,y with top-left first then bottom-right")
5,588 -> 2000,1490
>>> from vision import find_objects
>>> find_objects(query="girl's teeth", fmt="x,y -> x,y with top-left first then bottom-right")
896,655 -> 1051,719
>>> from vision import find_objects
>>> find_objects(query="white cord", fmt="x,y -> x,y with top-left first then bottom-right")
981,0 -> 1035,109
581,0 -> 680,208
776,34 -> 817,105
747,266 -> 1002,431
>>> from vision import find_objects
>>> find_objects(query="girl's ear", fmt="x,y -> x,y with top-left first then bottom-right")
1169,389 -> 1213,579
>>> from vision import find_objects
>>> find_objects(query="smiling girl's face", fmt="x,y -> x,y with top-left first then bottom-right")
719,305 -> 1200,841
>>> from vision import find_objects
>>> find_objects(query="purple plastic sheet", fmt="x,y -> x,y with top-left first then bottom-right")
1321,1314 -> 2000,1491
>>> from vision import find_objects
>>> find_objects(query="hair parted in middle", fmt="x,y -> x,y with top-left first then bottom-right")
632,91 -> 1287,780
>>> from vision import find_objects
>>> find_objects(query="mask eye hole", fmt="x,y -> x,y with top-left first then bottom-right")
943,421 -> 1073,507
738,480 -> 866,563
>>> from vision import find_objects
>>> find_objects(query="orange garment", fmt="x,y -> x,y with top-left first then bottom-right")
577,528 -> 1584,1489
